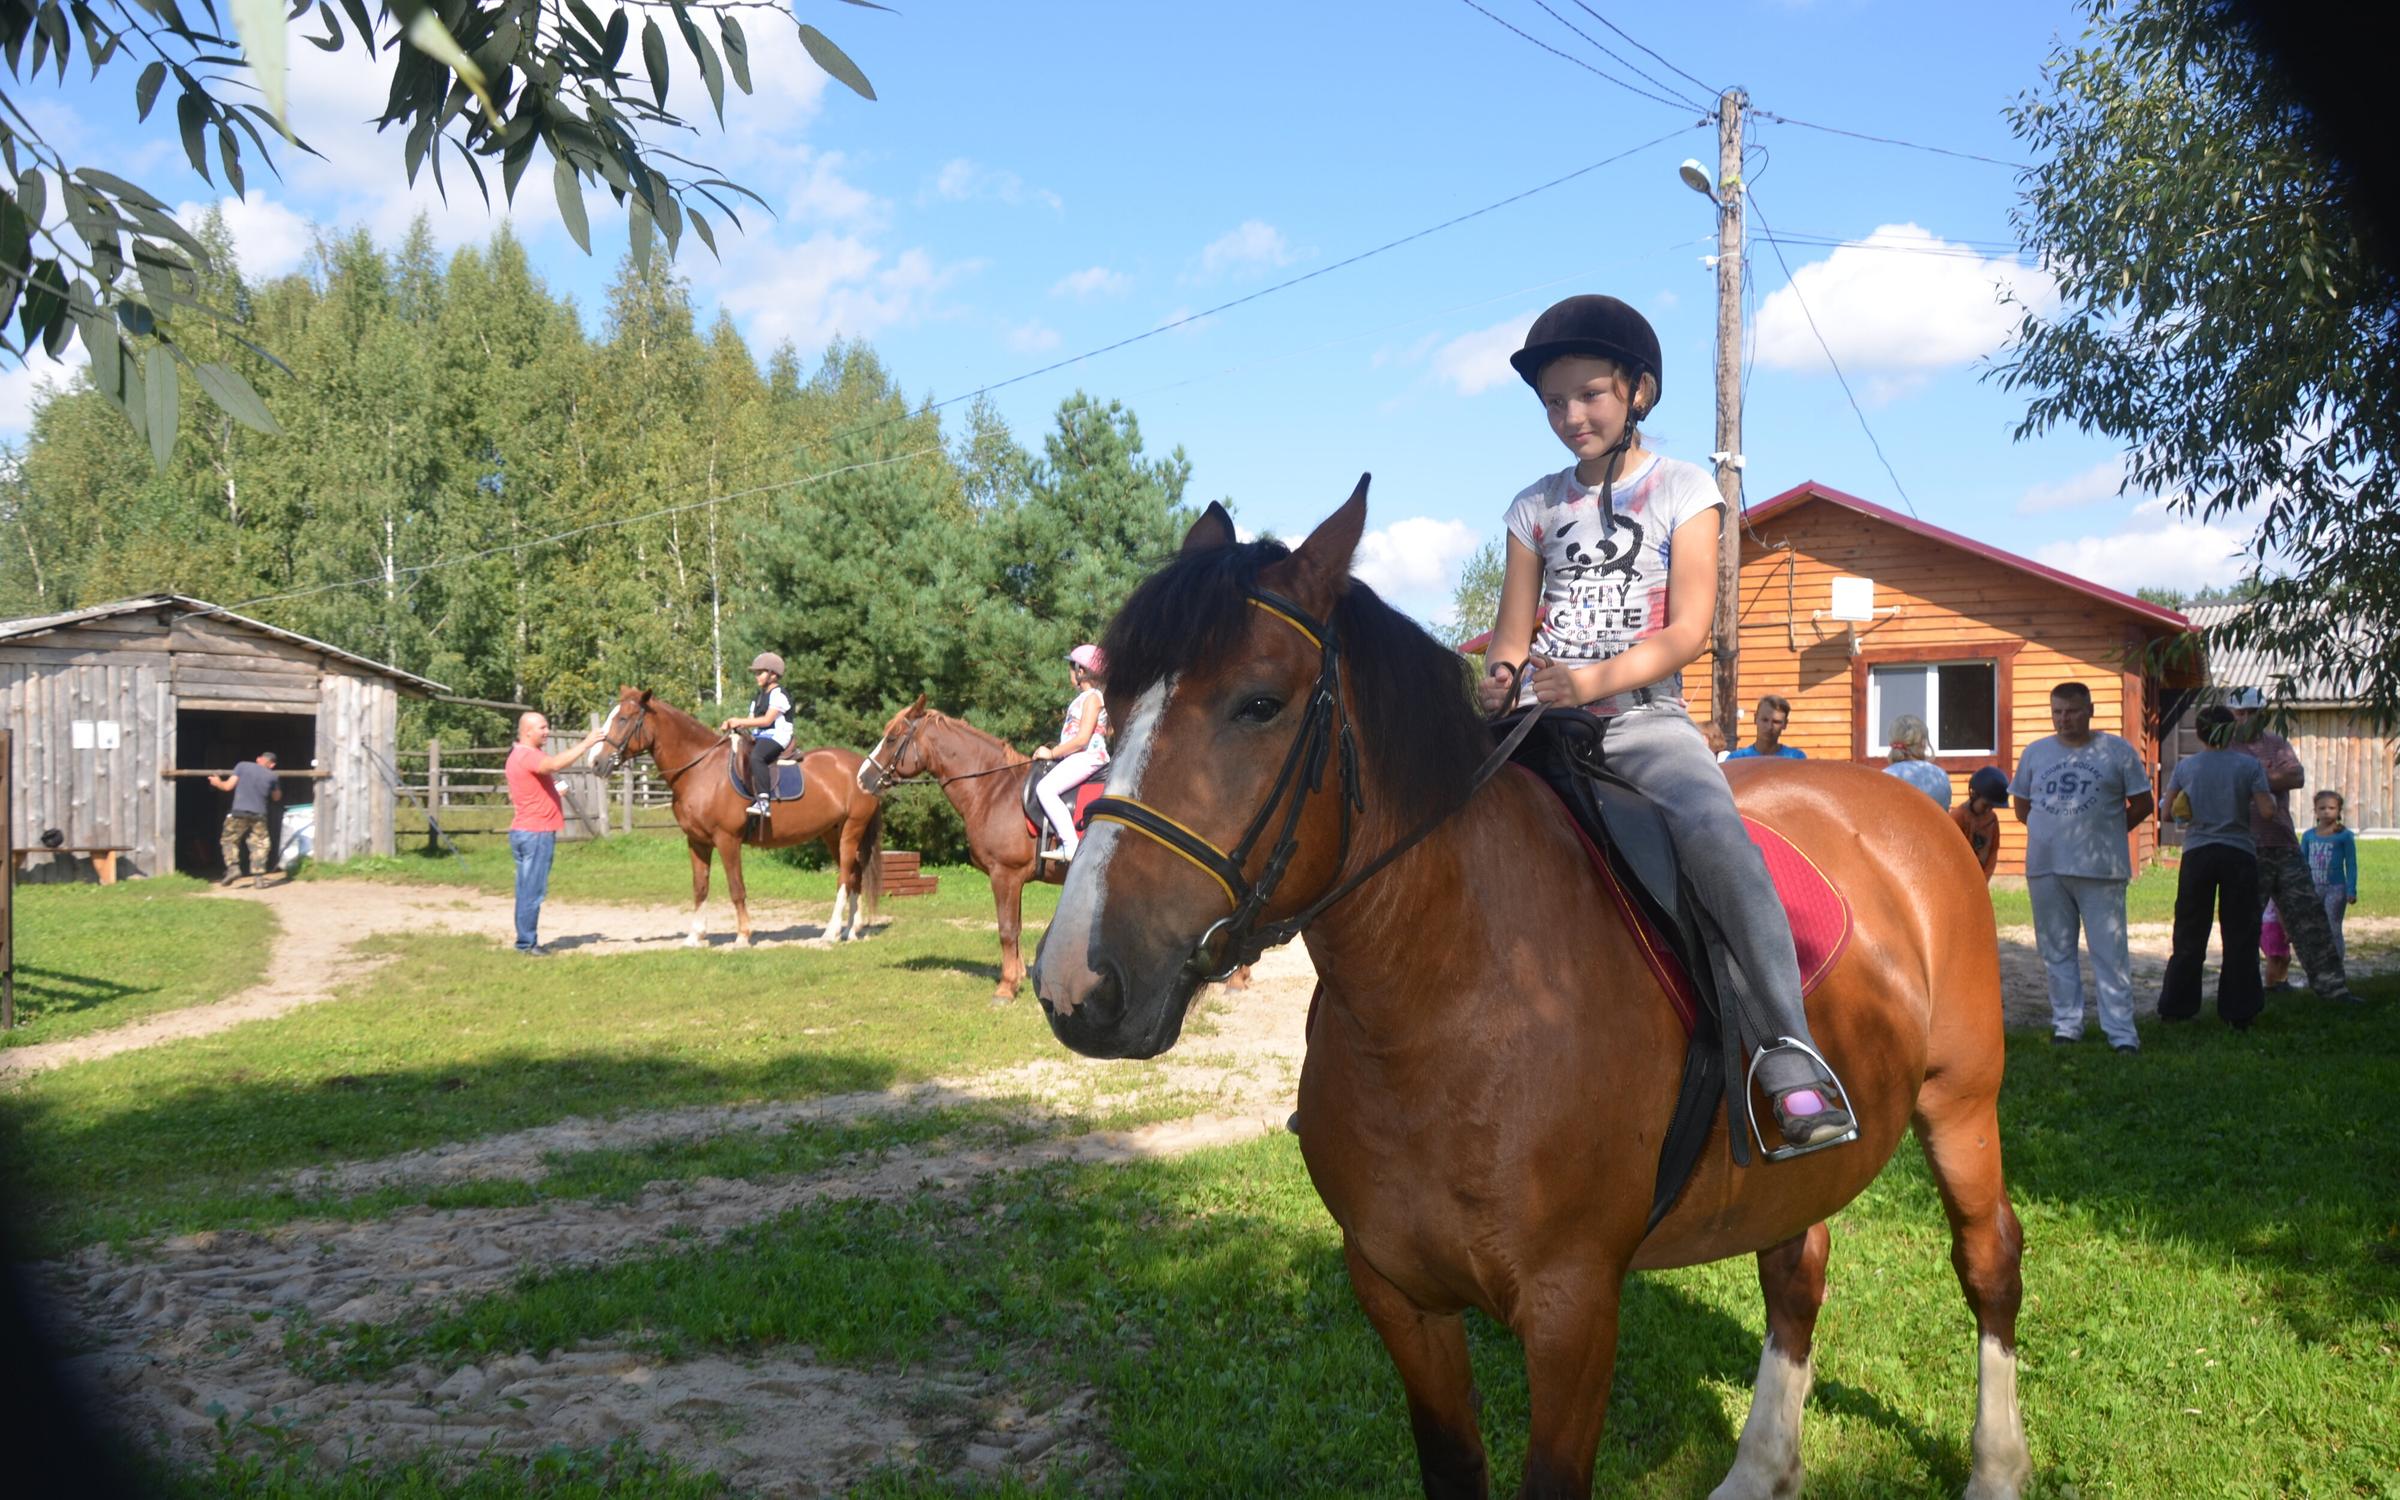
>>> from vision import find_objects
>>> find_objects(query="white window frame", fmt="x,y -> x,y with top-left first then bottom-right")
1867,659 -> 1999,757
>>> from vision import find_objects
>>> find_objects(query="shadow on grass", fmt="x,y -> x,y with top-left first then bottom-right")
8,964 -> 158,1019
894,953 -> 1005,984
1995,972 -> 2400,1341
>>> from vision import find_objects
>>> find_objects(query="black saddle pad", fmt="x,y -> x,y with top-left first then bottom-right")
730,741 -> 808,801
1023,761 -> 1109,828
1492,708 -> 1740,1220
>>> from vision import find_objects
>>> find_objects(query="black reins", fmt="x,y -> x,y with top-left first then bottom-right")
600,699 -> 726,784
1086,589 -> 1541,981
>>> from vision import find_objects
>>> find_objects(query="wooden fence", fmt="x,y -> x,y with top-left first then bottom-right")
392,716 -> 678,840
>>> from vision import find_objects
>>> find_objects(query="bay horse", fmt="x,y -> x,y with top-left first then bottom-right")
1030,484 -> 2027,1499
857,698 -> 1250,1002
595,686 -> 885,946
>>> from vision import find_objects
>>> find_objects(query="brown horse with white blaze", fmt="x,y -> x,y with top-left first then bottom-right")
856,696 -> 1251,1000
1031,483 -> 2026,1499
595,685 -> 885,946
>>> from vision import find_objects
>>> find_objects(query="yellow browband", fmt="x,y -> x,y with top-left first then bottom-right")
1083,798 -> 1240,906
1080,596 -> 1324,906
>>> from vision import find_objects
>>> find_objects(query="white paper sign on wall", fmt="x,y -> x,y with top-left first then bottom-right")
71,720 -> 95,749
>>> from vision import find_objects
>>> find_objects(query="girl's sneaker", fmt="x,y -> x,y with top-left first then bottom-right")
1773,1088 -> 1854,1150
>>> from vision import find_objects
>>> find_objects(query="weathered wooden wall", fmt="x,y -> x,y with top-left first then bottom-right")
316,672 -> 399,861
2162,709 -> 2399,839
1685,499 -> 2178,876
0,615 -> 175,879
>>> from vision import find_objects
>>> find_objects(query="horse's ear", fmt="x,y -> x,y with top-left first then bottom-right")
909,693 -> 926,716
1289,474 -> 1369,597
639,688 -> 653,705
1181,501 -> 1237,556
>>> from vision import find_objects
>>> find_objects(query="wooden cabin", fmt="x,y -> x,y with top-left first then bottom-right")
1,595 -> 448,881
1682,482 -> 2197,876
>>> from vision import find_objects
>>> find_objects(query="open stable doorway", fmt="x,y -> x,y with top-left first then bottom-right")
174,709 -> 318,878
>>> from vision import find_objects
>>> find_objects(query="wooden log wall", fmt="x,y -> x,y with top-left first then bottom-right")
1684,499 -> 2179,877
315,672 -> 399,861
0,615 -> 175,878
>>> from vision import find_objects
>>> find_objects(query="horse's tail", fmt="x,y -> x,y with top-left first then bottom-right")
858,799 -> 885,925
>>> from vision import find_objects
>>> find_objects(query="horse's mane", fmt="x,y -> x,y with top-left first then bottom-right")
1100,541 -> 1488,815
921,707 -> 1021,762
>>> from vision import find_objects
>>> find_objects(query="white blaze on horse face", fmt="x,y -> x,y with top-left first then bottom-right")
592,704 -> 620,765
1709,1339 -> 1811,1500
859,728 -> 892,792
1041,676 -> 1172,990
1965,1335 -> 2029,1500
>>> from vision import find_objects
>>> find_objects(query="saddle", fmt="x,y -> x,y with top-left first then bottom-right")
1500,711 -> 1852,1227
729,737 -> 808,802
1023,762 -> 1110,851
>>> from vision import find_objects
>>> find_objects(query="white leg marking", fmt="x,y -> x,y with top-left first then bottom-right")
1964,1334 -> 2029,1500
829,885 -> 850,941
1038,677 -> 1170,988
1709,1339 -> 1811,1500
686,911 -> 704,948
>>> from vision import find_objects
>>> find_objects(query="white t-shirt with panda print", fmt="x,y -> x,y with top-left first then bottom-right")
1502,454 -> 1723,716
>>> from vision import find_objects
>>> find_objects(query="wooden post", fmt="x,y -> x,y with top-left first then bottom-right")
426,737 -> 443,814
619,759 -> 633,835
1711,87 -> 1747,751
2,728 -> 12,1030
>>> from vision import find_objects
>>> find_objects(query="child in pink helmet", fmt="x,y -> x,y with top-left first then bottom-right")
1031,645 -> 1112,859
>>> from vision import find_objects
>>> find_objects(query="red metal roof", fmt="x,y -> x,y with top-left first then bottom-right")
1742,480 -> 2192,632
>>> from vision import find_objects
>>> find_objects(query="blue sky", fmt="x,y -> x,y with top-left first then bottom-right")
3,0 -> 2252,622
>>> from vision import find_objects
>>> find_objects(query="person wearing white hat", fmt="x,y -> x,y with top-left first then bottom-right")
720,652 -> 795,818
1031,645 -> 1111,860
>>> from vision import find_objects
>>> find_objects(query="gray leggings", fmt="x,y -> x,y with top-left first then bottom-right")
1593,709 -> 1830,1096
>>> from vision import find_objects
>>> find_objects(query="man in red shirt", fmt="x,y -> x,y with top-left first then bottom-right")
507,711 -> 605,954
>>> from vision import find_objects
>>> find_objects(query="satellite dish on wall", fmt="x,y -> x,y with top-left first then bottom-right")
1827,576 -> 1877,622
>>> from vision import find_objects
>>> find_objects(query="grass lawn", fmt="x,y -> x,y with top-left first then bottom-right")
1991,835 -> 2400,926
302,830 -> 1059,927
289,973 -> 2400,1497
3,879 -> 277,1048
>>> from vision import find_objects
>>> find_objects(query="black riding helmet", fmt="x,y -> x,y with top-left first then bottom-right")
1509,294 -> 1663,411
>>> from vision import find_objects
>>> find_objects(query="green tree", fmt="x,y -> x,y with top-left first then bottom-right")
1444,538 -> 1504,647
2001,0 -> 2400,724
2,0 -> 878,457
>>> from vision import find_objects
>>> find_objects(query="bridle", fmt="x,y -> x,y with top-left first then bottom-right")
598,698 -> 722,783
858,711 -> 930,793
1086,588 -> 1541,981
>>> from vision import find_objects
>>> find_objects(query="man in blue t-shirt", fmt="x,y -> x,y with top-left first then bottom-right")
206,751 -> 281,887
1723,694 -> 1806,760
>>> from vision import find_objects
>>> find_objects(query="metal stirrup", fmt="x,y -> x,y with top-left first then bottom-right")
1745,1035 -> 1860,1163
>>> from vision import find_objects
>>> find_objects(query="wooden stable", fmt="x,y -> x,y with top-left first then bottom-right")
0,595 -> 449,881
1679,482 -> 2198,876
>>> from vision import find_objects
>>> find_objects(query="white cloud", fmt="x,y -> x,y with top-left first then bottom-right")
1431,314 -> 1530,397
708,232 -> 978,352
1755,223 -> 2055,376
1051,265 -> 1130,300
2034,510 -> 2252,594
2017,457 -> 2129,515
0,350 -> 83,440
177,192 -> 315,280
927,158 -> 1061,211
1006,319 -> 1061,354
1198,220 -> 1293,278
786,148 -> 883,227
1352,516 -> 1482,616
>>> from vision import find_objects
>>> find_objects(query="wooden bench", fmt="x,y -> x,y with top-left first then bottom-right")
877,849 -> 940,899
12,845 -> 133,885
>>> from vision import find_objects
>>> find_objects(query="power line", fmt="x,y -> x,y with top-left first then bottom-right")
1527,0 -> 1714,112
901,124 -> 1705,425
1745,186 -> 1921,518
1454,0 -> 1710,114
1750,108 -> 2028,170
1567,0 -> 1721,100
1756,234 -> 2023,262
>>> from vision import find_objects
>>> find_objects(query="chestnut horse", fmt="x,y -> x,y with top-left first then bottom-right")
1031,485 -> 2026,1499
595,686 -> 885,946
857,697 -> 1249,1001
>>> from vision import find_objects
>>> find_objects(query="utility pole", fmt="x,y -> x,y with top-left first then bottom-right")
1710,88 -> 1746,751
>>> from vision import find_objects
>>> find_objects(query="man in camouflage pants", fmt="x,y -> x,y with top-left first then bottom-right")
208,750 -> 280,888
2230,691 -> 2357,1005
